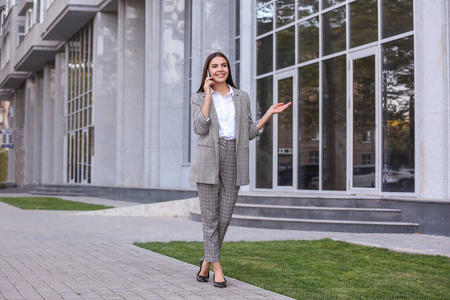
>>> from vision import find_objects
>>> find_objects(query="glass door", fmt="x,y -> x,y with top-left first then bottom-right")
348,48 -> 379,193
274,72 -> 296,189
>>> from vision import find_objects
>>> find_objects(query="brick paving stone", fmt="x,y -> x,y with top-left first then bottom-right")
1,195 -> 450,300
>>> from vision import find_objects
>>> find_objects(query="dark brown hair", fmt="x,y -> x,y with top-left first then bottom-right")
197,52 -> 237,93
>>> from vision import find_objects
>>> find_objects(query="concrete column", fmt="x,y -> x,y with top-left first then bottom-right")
416,0 -> 450,200
144,0 -> 161,188
187,0 -> 236,188
240,0 -> 255,191
159,0 -> 186,188
117,0 -> 145,187
33,74 -> 43,185
41,63 -> 55,184
24,78 -> 35,185
53,52 -> 66,184
93,12 -> 118,186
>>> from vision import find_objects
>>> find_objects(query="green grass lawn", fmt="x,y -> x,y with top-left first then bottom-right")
135,239 -> 450,300
0,197 -> 113,211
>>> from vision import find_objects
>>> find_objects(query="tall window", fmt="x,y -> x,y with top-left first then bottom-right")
66,21 -> 94,184
18,25 -> 25,45
254,0 -> 414,193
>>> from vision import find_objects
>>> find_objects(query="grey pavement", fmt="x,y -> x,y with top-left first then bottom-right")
1,194 -> 449,300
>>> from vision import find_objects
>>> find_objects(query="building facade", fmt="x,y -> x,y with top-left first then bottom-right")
0,0 -> 449,203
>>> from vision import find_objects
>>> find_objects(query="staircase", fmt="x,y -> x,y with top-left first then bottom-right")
189,195 -> 420,234
30,185 -> 92,197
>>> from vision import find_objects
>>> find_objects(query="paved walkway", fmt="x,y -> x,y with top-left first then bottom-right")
1,193 -> 450,300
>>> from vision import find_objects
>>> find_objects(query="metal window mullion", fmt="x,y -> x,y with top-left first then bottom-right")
318,0 -> 323,191
88,22 -> 93,97
321,2 -> 346,14
379,31 -> 414,45
81,25 -> 86,112
77,32 -> 81,115
292,70 -> 298,189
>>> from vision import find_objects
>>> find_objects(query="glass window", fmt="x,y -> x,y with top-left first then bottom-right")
66,22 -> 94,184
257,4 -> 273,36
322,55 -> 346,190
235,0 -> 240,36
298,0 -> 319,19
276,0 -> 295,28
257,35 -> 273,75
322,6 -> 346,56
298,63 -> 319,190
276,25 -> 295,70
382,36 -> 414,192
382,0 -> 413,39
298,17 -> 319,63
18,25 -> 25,45
352,55 -> 376,188
256,76 -> 273,189
277,77 -> 294,186
350,0 -> 377,48
322,0 -> 345,10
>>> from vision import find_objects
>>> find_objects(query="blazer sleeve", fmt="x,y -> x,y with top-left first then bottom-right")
191,93 -> 210,136
245,93 -> 263,140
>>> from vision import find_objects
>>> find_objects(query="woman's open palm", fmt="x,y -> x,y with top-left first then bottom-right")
271,102 -> 292,114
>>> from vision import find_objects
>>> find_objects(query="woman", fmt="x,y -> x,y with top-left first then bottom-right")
189,52 -> 291,288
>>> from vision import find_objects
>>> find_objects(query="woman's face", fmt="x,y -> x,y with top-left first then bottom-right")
208,56 -> 229,84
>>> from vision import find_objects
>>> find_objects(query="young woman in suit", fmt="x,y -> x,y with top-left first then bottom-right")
189,52 -> 291,288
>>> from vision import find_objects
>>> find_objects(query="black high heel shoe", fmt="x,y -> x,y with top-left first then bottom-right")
213,274 -> 227,288
196,257 -> 209,282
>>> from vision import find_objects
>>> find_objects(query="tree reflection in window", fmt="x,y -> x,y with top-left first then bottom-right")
382,36 -> 414,192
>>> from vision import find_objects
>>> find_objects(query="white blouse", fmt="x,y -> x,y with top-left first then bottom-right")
210,85 -> 236,140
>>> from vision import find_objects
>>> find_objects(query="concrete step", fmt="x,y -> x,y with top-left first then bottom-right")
188,210 -> 419,234
237,195 -> 386,208
233,203 -> 402,222
30,185 -> 91,197
29,191 -> 87,197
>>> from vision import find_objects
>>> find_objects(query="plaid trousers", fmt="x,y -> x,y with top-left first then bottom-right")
197,138 -> 240,262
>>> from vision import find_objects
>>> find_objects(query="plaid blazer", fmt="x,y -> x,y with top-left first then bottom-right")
188,89 -> 262,186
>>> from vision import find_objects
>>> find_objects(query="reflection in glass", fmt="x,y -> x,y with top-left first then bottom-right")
235,0 -> 240,36
298,0 -> 319,19
298,17 -> 319,63
234,63 -> 240,88
322,55 -> 346,190
256,76 -> 273,189
353,56 -> 376,188
298,63 -> 319,190
382,0 -> 413,39
322,7 -> 346,56
277,77 -> 293,186
276,26 -> 295,70
350,0 -> 377,48
257,4 -> 273,36
257,0 -> 272,7
235,38 -> 240,62
276,0 -> 295,27
322,0 -> 345,9
382,36 -> 414,192
257,35 -> 273,75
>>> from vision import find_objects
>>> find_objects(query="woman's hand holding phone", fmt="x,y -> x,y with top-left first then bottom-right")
204,72 -> 215,98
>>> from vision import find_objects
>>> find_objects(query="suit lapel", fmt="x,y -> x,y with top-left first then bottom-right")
233,89 -> 241,145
